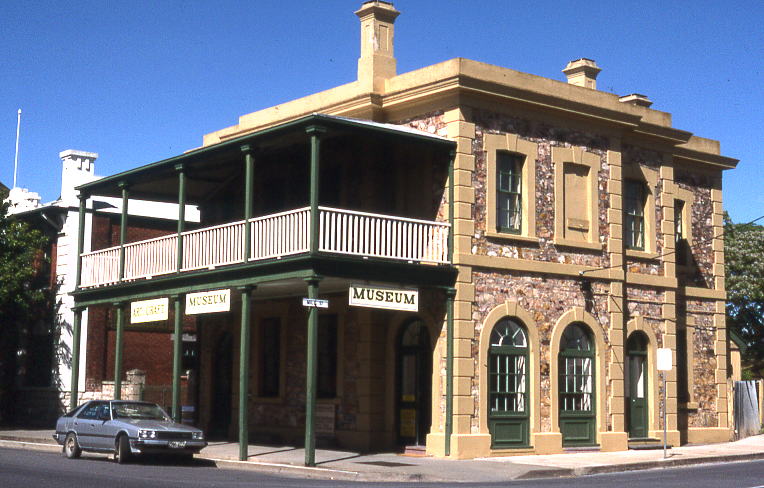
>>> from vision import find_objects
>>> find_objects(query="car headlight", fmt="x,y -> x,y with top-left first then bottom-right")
192,431 -> 204,440
138,429 -> 157,439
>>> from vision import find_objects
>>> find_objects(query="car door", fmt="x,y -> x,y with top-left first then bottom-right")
97,402 -> 121,451
73,402 -> 103,449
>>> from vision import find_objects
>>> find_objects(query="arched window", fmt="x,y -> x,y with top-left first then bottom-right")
488,318 -> 529,448
558,322 -> 596,446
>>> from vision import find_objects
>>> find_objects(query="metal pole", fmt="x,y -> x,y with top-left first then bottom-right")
118,182 -> 129,281
69,308 -> 83,409
663,371 -> 667,458
114,304 -> 125,400
241,146 -> 254,262
75,193 -> 87,289
238,286 -> 253,461
304,277 -> 320,467
306,126 -> 325,255
13,108 -> 21,188
175,165 -> 186,272
171,295 -> 184,423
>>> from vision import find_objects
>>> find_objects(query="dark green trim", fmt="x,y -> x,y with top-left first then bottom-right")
114,304 -> 125,400
175,165 -> 186,273
72,254 -> 457,308
445,287 -> 455,456
242,146 -> 254,261
171,295 -> 184,422
304,276 -> 321,467
730,329 -> 747,354
238,285 -> 253,461
75,114 -> 456,197
306,126 -> 325,255
69,308 -> 83,408
118,183 -> 129,280
75,195 -> 87,289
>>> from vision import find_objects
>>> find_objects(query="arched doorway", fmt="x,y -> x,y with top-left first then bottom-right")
208,331 -> 233,439
488,318 -> 529,448
558,322 -> 596,446
626,332 -> 649,439
396,319 -> 431,446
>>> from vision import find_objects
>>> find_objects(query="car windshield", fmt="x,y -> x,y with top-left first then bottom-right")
112,403 -> 169,421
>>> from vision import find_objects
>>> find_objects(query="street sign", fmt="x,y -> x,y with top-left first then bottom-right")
302,298 -> 329,309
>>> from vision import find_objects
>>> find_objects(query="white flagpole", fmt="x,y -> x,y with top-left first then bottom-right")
13,108 -> 21,188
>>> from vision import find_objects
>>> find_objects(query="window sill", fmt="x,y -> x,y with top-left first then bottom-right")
625,249 -> 660,260
553,238 -> 603,252
485,231 -> 540,245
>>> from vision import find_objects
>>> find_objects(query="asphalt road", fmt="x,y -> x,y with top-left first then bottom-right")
2,447 -> 764,487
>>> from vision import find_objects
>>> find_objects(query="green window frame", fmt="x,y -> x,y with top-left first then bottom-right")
624,180 -> 646,250
489,319 -> 528,414
558,324 -> 594,414
497,152 -> 523,233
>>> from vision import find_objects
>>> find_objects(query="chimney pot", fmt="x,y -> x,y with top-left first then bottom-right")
562,58 -> 602,90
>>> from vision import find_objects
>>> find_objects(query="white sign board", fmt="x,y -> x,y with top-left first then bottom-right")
302,298 -> 329,309
186,289 -> 231,315
657,348 -> 673,371
131,297 -> 169,324
349,284 -> 419,312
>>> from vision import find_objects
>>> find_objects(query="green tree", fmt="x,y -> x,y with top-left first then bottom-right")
0,198 -> 50,424
724,213 -> 764,376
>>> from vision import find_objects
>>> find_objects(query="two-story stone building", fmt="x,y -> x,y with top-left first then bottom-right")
69,1 -> 738,461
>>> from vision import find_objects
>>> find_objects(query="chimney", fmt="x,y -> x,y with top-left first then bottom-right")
619,93 -> 653,108
355,1 -> 400,92
60,149 -> 98,204
562,58 -> 602,89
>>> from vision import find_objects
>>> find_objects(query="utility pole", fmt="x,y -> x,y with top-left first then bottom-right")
13,108 -> 21,188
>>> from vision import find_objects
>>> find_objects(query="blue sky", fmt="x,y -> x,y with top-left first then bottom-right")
2,0 -> 762,223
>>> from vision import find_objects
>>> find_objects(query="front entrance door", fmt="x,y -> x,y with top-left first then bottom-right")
209,332 -> 233,439
396,320 -> 431,446
558,323 -> 596,446
626,332 -> 649,439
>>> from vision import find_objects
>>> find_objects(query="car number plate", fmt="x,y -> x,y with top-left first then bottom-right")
169,441 -> 187,448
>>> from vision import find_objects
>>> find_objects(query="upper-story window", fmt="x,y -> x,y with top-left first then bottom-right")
497,153 -> 523,233
673,187 -> 694,268
624,180 -> 646,250
485,133 -> 538,242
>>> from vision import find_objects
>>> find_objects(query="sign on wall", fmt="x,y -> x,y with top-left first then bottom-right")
348,284 -> 419,312
657,348 -> 673,371
185,289 -> 231,315
130,298 -> 169,324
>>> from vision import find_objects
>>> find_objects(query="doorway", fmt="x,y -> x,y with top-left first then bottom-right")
558,323 -> 596,446
208,331 -> 233,439
626,332 -> 649,439
396,319 -> 431,446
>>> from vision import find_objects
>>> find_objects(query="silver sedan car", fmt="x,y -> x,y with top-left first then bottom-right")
54,400 -> 207,463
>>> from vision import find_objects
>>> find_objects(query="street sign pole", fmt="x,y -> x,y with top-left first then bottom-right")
663,371 -> 667,459
657,347 -> 672,459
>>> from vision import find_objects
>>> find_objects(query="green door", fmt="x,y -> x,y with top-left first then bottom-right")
559,323 -> 596,446
397,320 -> 431,446
488,319 -> 529,448
626,332 -> 649,439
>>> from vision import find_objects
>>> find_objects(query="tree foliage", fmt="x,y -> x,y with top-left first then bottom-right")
724,213 -> 764,375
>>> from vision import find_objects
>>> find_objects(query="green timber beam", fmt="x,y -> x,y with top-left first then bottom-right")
175,164 -> 186,273
242,145 -> 254,261
114,303 -> 126,400
171,294 -> 184,422
69,307 -> 83,409
238,285 -> 254,461
304,275 -> 322,467
306,126 -> 325,255
75,193 -> 87,289
118,182 -> 129,281
445,287 -> 455,457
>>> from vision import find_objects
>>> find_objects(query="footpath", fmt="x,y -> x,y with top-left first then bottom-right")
2,429 -> 764,483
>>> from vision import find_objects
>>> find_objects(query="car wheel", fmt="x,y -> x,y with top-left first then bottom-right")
115,434 -> 131,464
63,433 -> 81,459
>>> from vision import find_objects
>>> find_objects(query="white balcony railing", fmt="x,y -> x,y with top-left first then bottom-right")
80,207 -> 450,288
